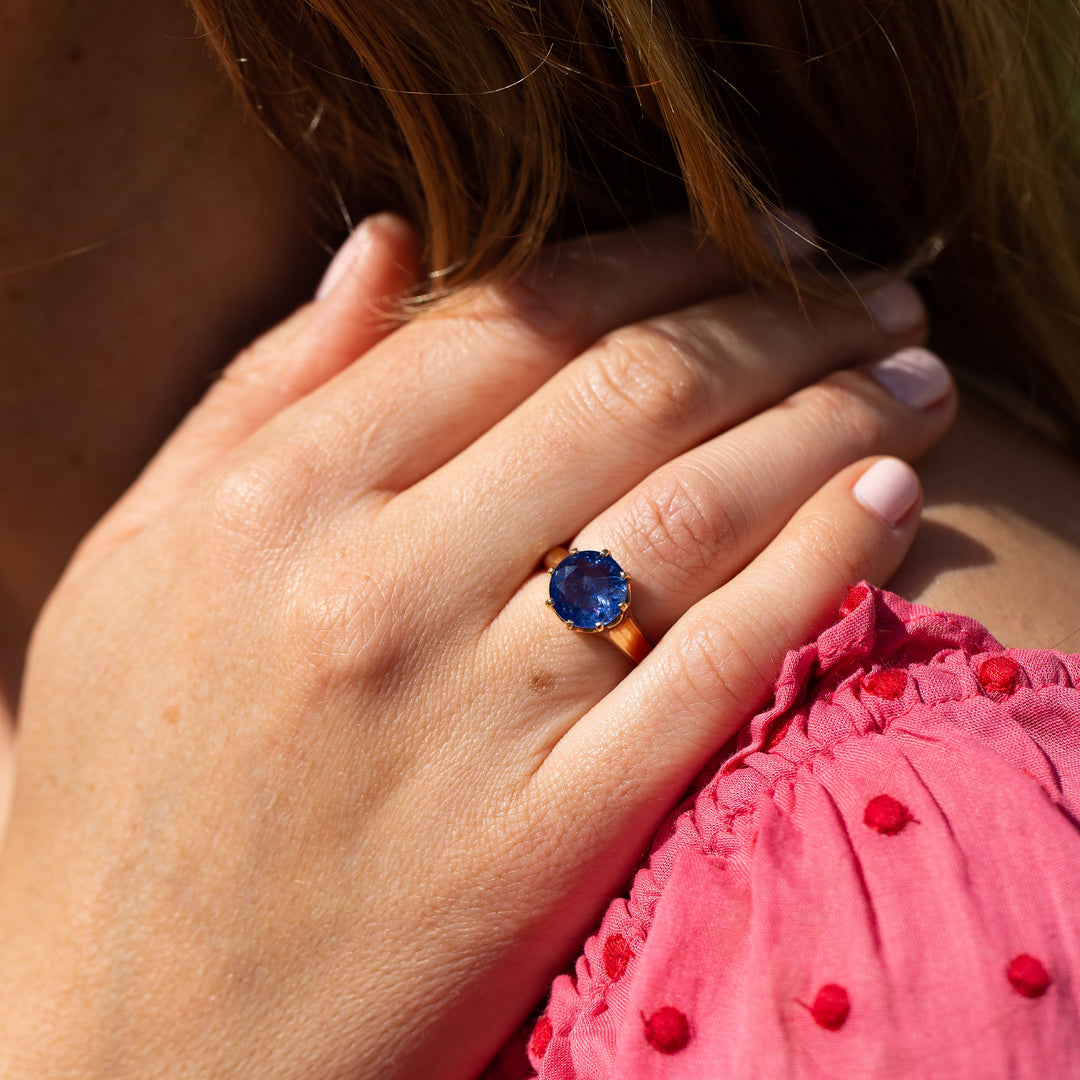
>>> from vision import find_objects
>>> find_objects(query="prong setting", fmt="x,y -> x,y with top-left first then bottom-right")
546,549 -> 632,632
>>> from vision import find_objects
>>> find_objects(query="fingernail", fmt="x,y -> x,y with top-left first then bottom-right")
863,280 -> 925,336
870,348 -> 952,409
852,458 -> 920,526
315,220 -> 374,300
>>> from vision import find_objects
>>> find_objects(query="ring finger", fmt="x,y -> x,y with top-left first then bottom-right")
572,345 -> 954,641
495,346 -> 952,693
422,278 -> 928,590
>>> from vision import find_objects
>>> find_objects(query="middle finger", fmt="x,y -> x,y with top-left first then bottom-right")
550,345 -> 954,644
418,278 -> 927,590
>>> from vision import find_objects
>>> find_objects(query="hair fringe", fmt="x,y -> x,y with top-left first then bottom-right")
187,0 -> 1080,439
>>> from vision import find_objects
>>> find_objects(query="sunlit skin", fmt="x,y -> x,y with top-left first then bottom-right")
0,0 -> 1079,1074
2,0 -> 1078,704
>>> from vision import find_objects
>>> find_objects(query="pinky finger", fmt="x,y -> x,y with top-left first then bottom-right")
541,456 -> 921,841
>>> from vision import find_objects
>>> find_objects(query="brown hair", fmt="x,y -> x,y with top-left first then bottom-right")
188,0 -> 1080,437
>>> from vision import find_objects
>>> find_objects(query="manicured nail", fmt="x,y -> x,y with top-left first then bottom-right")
870,348 -> 952,409
852,458 -> 920,526
315,219 -> 375,300
863,280 -> 925,336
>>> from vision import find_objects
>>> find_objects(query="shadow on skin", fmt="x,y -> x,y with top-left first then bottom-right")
884,385 -> 1080,649
889,518 -> 994,599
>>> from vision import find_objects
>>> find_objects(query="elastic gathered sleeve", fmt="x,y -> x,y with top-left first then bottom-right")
505,586 -> 1080,1079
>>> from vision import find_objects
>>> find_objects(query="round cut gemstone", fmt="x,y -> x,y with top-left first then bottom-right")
549,550 -> 629,630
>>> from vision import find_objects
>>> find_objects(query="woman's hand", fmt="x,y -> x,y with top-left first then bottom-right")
0,215 -> 952,1079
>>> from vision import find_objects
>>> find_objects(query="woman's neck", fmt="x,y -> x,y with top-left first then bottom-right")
892,388 -> 1080,650
0,0 -> 324,705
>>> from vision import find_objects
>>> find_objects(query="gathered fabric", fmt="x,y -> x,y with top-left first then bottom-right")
495,585 -> 1080,1079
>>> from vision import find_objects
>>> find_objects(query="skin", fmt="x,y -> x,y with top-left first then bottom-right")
0,0 -> 1079,1076
0,0 -> 323,707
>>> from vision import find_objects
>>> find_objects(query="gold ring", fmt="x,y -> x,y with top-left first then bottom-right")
544,547 -> 652,664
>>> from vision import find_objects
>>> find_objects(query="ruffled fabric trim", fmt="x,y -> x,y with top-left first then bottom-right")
512,585 -> 1080,1079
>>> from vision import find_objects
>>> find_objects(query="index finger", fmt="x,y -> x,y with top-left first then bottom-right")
254,218 -> 751,496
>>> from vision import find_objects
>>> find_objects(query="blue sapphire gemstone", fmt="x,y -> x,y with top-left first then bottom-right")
548,550 -> 630,630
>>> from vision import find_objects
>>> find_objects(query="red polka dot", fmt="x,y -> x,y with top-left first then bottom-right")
763,715 -> 793,752
840,584 -> 870,616
603,934 -> 632,980
863,794 -> 915,835
642,1006 -> 690,1053
528,1015 -> 553,1059
862,669 -> 908,700
1007,955 -> 1052,998
810,984 -> 850,1030
978,655 -> 1020,695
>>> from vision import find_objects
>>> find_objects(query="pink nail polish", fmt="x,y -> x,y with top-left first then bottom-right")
870,348 -> 952,409
863,281 -> 925,336
852,458 -> 920,526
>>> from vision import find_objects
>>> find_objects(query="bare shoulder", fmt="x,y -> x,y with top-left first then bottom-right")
889,390 -> 1080,650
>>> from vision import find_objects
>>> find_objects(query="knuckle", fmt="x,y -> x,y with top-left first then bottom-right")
583,327 -> 708,436
795,505 -> 841,550
216,341 -> 288,398
199,358 -> 276,430
290,532 -> 444,699
226,337 -> 270,381
463,274 -> 591,349
200,461 -> 282,542
629,466 -> 743,583
784,508 -> 868,586
294,566 -> 407,691
668,608 -> 773,721
197,448 -> 311,553
802,372 -> 892,448
419,296 -> 505,357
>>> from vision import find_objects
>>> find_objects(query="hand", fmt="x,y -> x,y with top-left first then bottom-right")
0,216 -> 952,1078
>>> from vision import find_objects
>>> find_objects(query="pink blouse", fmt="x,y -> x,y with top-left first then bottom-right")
496,585 -> 1080,1078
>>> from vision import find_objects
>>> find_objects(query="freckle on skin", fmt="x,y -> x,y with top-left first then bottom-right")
531,670 -> 556,694
162,705 -> 181,726
67,46 -> 84,64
